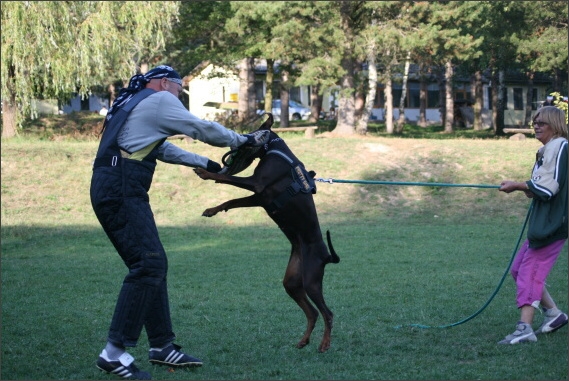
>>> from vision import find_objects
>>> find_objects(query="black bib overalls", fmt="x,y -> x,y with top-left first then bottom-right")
90,89 -> 175,348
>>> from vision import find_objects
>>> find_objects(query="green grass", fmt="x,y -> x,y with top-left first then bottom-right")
1,132 -> 567,380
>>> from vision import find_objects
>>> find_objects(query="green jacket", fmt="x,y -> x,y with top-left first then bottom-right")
526,137 -> 568,248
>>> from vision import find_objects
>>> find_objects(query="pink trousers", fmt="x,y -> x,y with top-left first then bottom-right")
510,239 -> 567,308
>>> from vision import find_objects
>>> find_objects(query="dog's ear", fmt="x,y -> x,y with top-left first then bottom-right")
308,170 -> 316,178
259,113 -> 274,130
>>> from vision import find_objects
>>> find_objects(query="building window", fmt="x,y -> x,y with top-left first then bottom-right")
408,83 -> 421,108
377,82 -> 440,108
255,80 -> 264,103
289,87 -> 301,103
392,88 -> 402,108
513,88 -> 524,110
532,88 -> 538,110
454,83 -> 472,102
427,84 -> 440,108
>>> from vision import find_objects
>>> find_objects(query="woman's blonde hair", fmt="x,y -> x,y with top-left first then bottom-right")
533,106 -> 568,139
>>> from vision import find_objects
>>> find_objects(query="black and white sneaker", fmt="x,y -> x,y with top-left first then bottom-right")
148,343 -> 203,368
96,350 -> 151,380
498,321 -> 537,345
536,311 -> 568,334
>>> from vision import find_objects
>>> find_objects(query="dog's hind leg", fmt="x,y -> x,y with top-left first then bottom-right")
282,246 -> 319,350
302,242 -> 334,353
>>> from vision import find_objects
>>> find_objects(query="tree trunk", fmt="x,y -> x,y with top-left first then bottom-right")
333,3 -> 356,135
107,83 -> 117,108
309,84 -> 322,123
280,71 -> 290,127
496,69 -> 505,136
354,89 -> 364,122
264,58 -> 274,114
418,67 -> 427,127
524,72 -> 534,126
247,58 -> 256,119
384,62 -> 394,134
396,51 -> 411,134
444,60 -> 454,133
2,98 -> 18,138
356,47 -> 377,135
491,69 -> 498,134
238,58 -> 249,126
238,57 -> 256,129
438,68 -> 446,128
552,68 -> 561,93
334,55 -> 356,135
473,70 -> 483,130
2,67 -> 18,138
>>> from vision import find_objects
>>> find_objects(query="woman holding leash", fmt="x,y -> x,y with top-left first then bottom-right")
498,105 -> 568,344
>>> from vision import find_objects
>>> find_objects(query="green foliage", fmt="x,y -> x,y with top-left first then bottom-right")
2,1 -> 568,138
1,1 -> 178,125
275,2 -> 344,89
550,92 -> 569,124
165,1 -> 234,75
512,1 -> 569,73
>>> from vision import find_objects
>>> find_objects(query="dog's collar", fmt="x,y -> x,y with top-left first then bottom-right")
263,136 -> 282,152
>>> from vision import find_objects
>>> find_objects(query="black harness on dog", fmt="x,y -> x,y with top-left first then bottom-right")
265,139 -> 316,214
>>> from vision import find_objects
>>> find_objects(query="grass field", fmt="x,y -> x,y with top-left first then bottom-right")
1,125 -> 567,380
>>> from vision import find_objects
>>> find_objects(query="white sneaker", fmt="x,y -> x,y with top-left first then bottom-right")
498,321 -> 537,344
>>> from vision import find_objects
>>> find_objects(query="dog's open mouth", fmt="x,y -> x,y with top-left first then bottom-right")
221,114 -> 273,175
221,144 -> 262,175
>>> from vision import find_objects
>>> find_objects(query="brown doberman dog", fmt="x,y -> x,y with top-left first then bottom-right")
193,113 -> 340,352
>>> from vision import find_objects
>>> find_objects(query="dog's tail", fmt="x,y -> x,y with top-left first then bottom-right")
326,230 -> 340,264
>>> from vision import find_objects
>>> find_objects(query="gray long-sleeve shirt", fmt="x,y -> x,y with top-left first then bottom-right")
117,91 -> 247,168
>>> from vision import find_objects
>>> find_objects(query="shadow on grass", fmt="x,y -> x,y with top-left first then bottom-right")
1,221 -> 567,380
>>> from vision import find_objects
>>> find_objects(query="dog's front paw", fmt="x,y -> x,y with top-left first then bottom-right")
202,208 -> 219,217
194,167 -> 211,179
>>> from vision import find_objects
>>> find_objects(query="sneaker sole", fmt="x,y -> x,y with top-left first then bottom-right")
149,359 -> 203,368
96,365 -> 140,380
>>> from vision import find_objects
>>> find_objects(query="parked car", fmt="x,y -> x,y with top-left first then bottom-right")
258,99 -> 311,121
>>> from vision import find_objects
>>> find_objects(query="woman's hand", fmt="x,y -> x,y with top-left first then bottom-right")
499,180 -> 533,198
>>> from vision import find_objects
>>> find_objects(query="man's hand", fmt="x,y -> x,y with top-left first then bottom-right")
241,130 -> 270,147
206,160 -> 222,173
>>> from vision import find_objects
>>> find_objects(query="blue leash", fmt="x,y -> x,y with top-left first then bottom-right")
315,177 -> 533,329
315,178 -> 501,189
